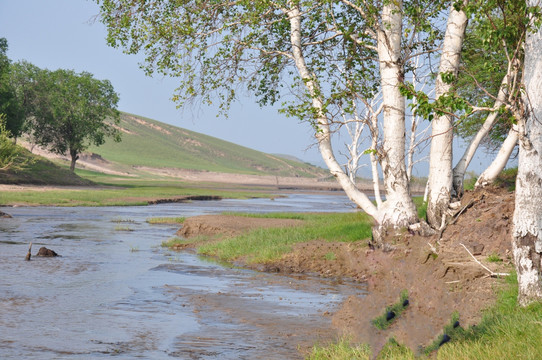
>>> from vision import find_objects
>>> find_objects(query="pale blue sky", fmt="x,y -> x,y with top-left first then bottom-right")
0,0 -> 324,166
0,0 -> 510,176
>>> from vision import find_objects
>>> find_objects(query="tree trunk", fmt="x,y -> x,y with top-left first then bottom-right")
426,3 -> 468,229
513,7 -> 542,306
375,0 -> 418,239
287,4 -> 378,220
475,126 -> 518,188
453,65 -> 515,196
69,148 -> 79,172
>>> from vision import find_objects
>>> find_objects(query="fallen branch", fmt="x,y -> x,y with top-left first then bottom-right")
460,243 -> 509,278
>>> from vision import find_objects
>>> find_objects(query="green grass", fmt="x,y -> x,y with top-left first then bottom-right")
87,112 -> 327,178
308,338 -> 372,360
486,253 -> 503,263
372,290 -> 410,330
198,212 -> 372,263
413,196 -> 427,220
307,274 -> 542,360
435,273 -> 542,360
0,176 -> 269,206
146,217 -> 186,224
0,146 -> 92,186
494,167 -> 517,191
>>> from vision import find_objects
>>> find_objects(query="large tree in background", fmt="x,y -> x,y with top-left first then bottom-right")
512,0 -> 542,306
26,68 -> 121,171
98,0 -> 450,241
0,38 -> 25,138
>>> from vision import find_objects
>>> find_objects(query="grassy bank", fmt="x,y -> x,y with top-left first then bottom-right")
194,212 -> 373,263
0,168 -> 270,206
309,274 -> 542,359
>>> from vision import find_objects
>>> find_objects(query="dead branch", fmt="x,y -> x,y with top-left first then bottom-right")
460,243 -> 509,278
25,242 -> 32,261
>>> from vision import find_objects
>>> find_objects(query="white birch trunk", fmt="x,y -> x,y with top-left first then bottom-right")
475,126 -> 518,188
453,64 -> 516,196
287,5 -> 378,219
513,4 -> 542,306
375,0 -> 418,237
426,3 -> 467,228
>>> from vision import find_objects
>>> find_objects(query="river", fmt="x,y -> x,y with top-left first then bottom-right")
0,193 -> 367,359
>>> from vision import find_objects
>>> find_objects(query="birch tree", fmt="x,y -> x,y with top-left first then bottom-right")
452,0 -> 527,194
426,2 -> 468,228
512,0 -> 542,306
98,0 -> 448,242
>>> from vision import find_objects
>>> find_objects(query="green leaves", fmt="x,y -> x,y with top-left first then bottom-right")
21,66 -> 121,170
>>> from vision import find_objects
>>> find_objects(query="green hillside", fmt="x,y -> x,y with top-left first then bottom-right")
0,146 -> 92,186
88,112 -> 327,178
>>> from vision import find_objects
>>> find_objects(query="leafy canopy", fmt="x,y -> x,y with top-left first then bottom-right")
26,68 -> 121,168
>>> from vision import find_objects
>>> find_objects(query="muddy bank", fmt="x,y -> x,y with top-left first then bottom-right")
174,186 -> 514,355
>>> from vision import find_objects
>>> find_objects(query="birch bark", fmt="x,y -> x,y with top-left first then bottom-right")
513,1 -> 542,306
475,126 -> 518,188
453,66 -> 515,195
287,4 -> 378,220
426,3 -> 468,228
374,0 -> 418,237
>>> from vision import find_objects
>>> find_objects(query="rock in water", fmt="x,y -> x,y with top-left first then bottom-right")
36,247 -> 59,257
1,211 -> 12,218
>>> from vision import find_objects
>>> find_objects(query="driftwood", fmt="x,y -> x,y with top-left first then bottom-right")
460,243 -> 509,278
25,242 -> 32,261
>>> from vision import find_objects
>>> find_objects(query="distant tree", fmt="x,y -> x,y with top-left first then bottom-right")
27,68 -> 121,171
0,38 -> 25,138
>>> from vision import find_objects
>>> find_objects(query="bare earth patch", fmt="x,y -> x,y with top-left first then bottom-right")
175,186 -> 514,356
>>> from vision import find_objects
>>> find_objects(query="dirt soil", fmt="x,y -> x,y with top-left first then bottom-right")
174,186 -> 515,356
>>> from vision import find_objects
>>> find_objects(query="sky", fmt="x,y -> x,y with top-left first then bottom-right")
0,0 -> 324,166
0,0 -> 512,176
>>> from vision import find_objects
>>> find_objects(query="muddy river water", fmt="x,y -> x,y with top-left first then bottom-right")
0,193 -> 367,359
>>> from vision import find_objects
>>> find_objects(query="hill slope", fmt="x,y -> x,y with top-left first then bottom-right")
86,112 -> 326,178
0,146 -> 92,186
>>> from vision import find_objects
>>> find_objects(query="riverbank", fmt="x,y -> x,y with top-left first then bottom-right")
164,186 -> 538,358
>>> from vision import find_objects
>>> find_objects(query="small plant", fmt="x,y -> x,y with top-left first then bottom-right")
324,252 -> 336,261
129,245 -> 139,252
372,290 -> 410,330
486,253 -> 503,263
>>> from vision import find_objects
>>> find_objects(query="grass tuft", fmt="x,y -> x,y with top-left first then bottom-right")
372,290 -> 410,330
147,217 -> 185,224
307,338 -> 371,360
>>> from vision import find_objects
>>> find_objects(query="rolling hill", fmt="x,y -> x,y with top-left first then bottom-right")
84,112 -> 327,178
